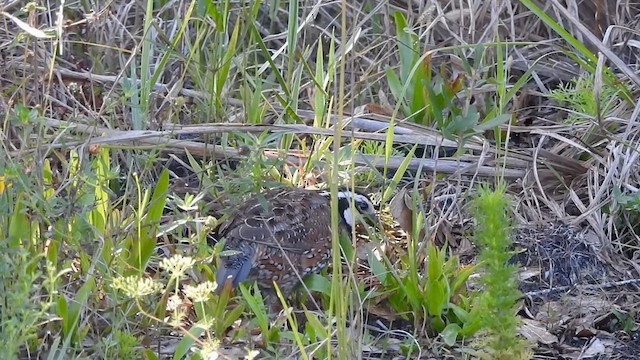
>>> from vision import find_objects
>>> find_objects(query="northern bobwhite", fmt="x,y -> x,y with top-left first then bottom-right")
213,187 -> 378,299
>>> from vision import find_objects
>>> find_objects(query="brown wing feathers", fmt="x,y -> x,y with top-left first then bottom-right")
214,188 -> 335,295
213,187 -> 377,297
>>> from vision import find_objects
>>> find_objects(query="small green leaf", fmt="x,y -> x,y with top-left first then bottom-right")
304,310 -> 328,339
441,323 -> 461,346
449,303 -> 470,323
43,159 -> 54,200
222,304 -> 245,330
366,248 -> 389,286
144,349 -> 160,360
446,107 -> 479,136
474,114 -> 512,132
382,144 -> 417,203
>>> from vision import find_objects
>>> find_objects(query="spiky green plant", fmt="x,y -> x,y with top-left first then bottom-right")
465,183 -> 531,360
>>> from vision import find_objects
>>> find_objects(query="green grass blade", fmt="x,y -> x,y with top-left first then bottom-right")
518,0 -> 595,64
249,22 -> 290,99
90,146 -> 110,235
392,11 -> 415,83
172,325 -> 205,360
149,0 -> 197,89
286,0 -> 299,83
215,13 -> 240,97
127,169 -> 169,272
382,144 -> 417,203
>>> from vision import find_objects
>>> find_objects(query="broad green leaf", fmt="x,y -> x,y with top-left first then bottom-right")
60,277 -> 95,344
303,274 -> 331,296
450,303 -> 470,323
43,159 -> 54,200
8,192 -> 29,247
402,276 -> 422,312
451,263 -> 480,294
385,67 -> 408,115
223,304 -> 245,330
90,146 -> 110,235
393,11 -> 416,83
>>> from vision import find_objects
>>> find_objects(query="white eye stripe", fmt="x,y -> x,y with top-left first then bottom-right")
318,190 -> 374,212
333,191 -> 352,199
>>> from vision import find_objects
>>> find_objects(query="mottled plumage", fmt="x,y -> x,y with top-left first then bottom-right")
213,187 -> 378,298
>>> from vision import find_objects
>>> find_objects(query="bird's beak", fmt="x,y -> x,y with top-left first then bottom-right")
364,212 -> 382,230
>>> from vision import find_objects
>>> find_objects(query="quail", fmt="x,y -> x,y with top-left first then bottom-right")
213,187 -> 378,301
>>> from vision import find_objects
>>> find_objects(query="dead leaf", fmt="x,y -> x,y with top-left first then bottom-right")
519,318 -> 559,345
583,338 -> 607,357
2,12 -> 55,39
566,337 -> 613,359
575,326 -> 597,337
389,188 -> 425,240
366,302 -> 400,322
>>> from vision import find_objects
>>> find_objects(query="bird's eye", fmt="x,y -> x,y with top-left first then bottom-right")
356,201 -> 369,212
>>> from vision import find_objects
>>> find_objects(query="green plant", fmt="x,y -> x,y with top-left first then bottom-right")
367,187 -> 477,346
613,187 -> 640,213
548,75 -> 620,124
108,330 -> 143,359
0,155 -> 58,357
386,12 -> 513,147
519,0 -> 633,104
0,246 -> 51,357
368,238 -> 476,341
385,11 -> 431,124
465,183 -> 531,359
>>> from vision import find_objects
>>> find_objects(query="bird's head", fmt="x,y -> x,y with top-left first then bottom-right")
319,189 -> 379,231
